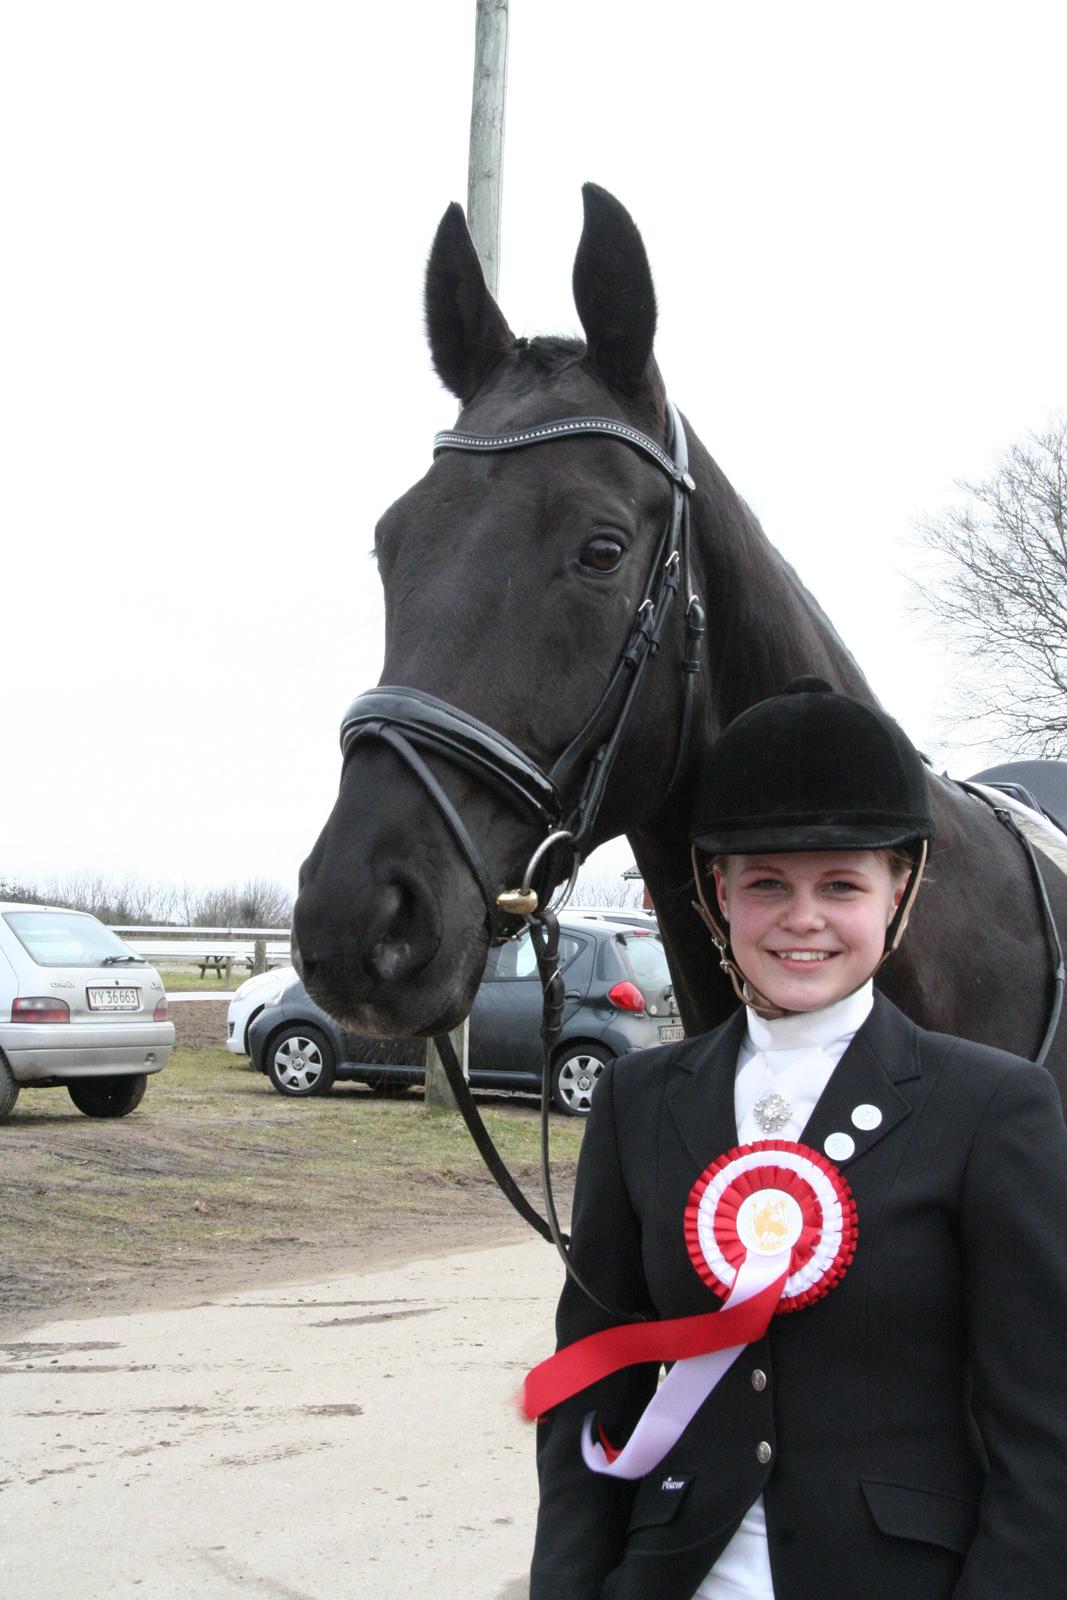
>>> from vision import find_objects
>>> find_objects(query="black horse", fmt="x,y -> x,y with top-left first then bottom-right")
295,185 -> 1067,1099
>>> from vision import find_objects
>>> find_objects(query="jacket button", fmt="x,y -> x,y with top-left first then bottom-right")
751,1369 -> 767,1391
756,1441 -> 773,1465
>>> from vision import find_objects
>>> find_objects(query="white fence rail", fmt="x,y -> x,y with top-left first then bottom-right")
110,925 -> 291,980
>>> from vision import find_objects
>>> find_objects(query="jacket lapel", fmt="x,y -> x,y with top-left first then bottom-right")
800,992 -> 921,1168
665,1009 -> 749,1170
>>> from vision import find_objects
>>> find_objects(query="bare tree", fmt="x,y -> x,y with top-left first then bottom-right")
913,417 -> 1067,755
0,871 -> 291,927
571,870 -> 647,910
189,877 -> 293,928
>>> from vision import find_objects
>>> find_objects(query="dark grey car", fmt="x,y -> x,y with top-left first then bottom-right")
248,914 -> 681,1115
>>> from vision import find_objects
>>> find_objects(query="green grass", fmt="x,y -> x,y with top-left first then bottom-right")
159,968 -> 253,992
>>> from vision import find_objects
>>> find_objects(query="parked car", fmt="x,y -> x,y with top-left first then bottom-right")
226,964 -> 297,1056
247,915 -> 681,1115
0,902 -> 175,1122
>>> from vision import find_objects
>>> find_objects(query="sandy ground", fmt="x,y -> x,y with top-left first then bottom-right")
0,1234 -> 564,1600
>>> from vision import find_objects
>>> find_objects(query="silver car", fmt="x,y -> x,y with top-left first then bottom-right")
0,902 -> 175,1121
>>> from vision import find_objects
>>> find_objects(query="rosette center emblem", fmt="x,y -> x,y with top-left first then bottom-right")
737,1189 -> 803,1256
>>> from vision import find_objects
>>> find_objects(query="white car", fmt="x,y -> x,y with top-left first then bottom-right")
0,902 -> 175,1122
226,964 -> 297,1056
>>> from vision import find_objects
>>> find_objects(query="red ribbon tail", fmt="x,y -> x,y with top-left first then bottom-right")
520,1273 -> 786,1421
597,1419 -> 620,1464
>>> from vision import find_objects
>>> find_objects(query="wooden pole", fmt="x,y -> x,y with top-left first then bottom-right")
426,1027 -> 469,1114
466,0 -> 509,297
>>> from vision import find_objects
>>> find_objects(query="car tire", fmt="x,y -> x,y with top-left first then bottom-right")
550,1044 -> 612,1117
266,1025 -> 336,1097
0,1053 -> 20,1122
67,1073 -> 148,1118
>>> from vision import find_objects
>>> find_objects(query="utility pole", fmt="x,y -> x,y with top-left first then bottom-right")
425,0 -> 509,1114
466,0 -> 509,296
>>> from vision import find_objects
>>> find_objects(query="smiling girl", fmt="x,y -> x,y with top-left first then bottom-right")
531,678 -> 1067,1600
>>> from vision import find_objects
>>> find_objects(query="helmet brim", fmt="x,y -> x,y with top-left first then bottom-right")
692,818 -> 930,855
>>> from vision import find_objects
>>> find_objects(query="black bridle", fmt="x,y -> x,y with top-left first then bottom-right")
337,401 -> 702,1316
339,401 -> 703,929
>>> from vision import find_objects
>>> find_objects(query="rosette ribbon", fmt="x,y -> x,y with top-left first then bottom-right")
521,1140 -> 857,1481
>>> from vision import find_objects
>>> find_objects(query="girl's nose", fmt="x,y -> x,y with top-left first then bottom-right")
782,891 -> 825,931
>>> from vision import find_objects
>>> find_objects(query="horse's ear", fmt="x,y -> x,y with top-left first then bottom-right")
425,203 -> 514,402
573,184 -> 657,394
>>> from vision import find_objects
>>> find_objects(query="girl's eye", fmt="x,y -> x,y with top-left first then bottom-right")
746,878 -> 783,892
828,881 -> 862,894
580,535 -> 625,573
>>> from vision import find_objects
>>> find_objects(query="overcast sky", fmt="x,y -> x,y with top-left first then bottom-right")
3,1 -> 1064,898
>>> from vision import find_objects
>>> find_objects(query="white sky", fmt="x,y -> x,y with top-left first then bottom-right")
3,1 -> 1064,896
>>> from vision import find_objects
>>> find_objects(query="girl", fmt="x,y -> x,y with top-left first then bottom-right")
529,677 -> 1067,1600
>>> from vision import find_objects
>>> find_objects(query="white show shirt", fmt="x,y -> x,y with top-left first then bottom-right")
693,982 -> 874,1600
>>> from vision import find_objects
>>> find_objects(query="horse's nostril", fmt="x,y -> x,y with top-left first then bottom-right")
364,880 -> 429,984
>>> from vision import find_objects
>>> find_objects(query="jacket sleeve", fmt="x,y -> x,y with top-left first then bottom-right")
529,1058 -> 661,1600
953,1058 -> 1067,1598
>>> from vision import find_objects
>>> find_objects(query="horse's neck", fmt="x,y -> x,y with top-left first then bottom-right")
689,442 -> 872,724
632,430 -> 874,1032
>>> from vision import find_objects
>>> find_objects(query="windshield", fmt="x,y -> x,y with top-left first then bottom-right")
620,933 -> 670,989
3,910 -> 138,968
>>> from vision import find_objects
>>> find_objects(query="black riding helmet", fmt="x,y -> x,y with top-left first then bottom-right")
690,677 -> 935,1013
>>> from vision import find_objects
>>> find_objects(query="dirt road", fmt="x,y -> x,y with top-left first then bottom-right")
0,1235 -> 562,1600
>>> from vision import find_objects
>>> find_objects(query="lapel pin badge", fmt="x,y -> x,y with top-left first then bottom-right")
851,1103 -> 883,1131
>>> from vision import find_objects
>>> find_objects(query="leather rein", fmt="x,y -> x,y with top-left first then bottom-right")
338,402 -> 702,1316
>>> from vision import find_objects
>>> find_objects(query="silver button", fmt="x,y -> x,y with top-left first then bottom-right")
751,1369 -> 767,1391
756,1441 -> 772,1464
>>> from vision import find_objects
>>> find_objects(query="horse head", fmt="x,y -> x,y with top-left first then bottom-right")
294,186 -> 700,1035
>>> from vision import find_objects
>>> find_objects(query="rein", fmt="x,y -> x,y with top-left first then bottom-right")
338,402 -> 702,1316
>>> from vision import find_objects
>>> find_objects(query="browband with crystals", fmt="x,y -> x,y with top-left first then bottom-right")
434,413 -> 697,492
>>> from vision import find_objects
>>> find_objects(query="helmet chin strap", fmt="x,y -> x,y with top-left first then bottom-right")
689,840 -> 929,1021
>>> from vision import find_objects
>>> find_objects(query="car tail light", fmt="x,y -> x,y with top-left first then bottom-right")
12,996 -> 71,1024
153,997 -> 169,1022
607,981 -> 646,1014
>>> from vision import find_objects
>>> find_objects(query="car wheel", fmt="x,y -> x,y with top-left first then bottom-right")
0,1054 -> 19,1122
267,1025 -> 336,1097
550,1044 -> 612,1117
67,1073 -> 148,1118
363,1075 -> 409,1097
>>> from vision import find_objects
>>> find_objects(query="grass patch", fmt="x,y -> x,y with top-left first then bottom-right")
160,968 -> 252,992
0,1049 -> 585,1301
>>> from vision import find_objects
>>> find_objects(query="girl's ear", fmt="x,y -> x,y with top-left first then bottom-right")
712,862 -> 729,922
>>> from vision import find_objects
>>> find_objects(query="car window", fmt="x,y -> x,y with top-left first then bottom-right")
485,930 -> 585,981
620,933 -> 670,988
2,910 -> 135,967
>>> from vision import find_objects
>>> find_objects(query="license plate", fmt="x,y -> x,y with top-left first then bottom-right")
87,987 -> 140,1011
658,1024 -> 684,1042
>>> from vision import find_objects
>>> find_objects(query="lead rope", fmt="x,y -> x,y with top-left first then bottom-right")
432,906 -> 645,1322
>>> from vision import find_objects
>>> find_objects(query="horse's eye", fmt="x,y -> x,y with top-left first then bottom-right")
580,535 -> 625,573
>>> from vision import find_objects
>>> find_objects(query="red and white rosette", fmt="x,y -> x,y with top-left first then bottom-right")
685,1139 -> 857,1313
521,1140 -> 856,1481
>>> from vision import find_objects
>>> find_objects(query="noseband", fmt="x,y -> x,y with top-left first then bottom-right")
339,401 -> 703,931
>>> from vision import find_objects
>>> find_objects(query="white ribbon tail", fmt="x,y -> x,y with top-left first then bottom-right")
580,1249 -> 787,1480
